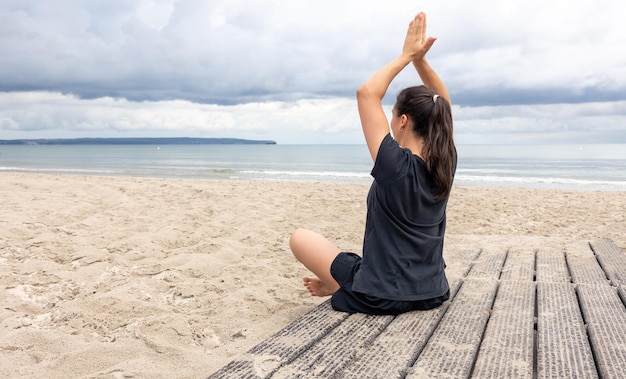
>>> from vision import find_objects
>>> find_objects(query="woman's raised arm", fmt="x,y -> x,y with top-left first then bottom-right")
410,13 -> 451,106
357,12 -> 434,161
356,54 -> 412,162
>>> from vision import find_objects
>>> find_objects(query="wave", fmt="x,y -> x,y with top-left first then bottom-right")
0,166 -> 118,175
240,169 -> 370,179
455,174 -> 626,190
3,166 -> 625,190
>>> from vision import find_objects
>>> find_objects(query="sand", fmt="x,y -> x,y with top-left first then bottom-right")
1,173 -> 625,378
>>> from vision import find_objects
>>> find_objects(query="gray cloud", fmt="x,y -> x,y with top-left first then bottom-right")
2,0 -> 622,105
1,0 -> 625,142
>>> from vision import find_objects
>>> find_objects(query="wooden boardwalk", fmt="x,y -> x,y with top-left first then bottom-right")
208,238 -> 626,378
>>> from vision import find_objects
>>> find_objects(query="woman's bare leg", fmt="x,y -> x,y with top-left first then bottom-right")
289,228 -> 341,297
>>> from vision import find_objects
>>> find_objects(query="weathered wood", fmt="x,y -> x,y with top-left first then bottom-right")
207,301 -> 348,379
577,284 -> 626,379
536,248 -> 569,282
444,249 -> 480,281
337,278 -> 463,379
338,304 -> 449,379
465,248 -> 507,279
208,239 -> 626,379
590,238 -> 626,286
471,281 -> 535,378
500,248 -> 535,281
536,282 -> 597,379
566,241 -> 610,285
272,313 -> 393,378
406,279 -> 499,379
619,284 -> 626,305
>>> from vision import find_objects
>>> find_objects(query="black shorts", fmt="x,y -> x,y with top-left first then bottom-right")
330,252 -> 449,315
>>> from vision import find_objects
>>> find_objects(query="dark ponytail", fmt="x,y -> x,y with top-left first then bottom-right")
395,86 -> 456,199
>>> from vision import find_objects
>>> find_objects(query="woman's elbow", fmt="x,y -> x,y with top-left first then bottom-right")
356,85 -> 366,99
356,84 -> 374,101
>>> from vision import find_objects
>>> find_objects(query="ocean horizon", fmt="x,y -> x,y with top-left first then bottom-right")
1,143 -> 626,192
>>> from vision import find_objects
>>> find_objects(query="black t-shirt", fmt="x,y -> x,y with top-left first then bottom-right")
352,134 -> 454,301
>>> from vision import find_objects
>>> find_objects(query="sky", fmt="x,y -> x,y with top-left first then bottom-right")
1,0 -> 625,144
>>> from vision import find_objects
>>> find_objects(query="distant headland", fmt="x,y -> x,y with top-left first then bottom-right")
0,137 -> 277,145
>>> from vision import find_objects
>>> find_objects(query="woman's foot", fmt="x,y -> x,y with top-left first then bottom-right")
303,276 -> 338,297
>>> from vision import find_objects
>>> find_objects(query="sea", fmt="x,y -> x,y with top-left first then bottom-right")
1,143 -> 626,191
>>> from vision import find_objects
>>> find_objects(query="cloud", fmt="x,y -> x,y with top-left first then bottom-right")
2,91 -> 624,144
0,91 -> 362,143
1,0 -> 625,143
3,0 -> 624,105
455,101 -> 626,143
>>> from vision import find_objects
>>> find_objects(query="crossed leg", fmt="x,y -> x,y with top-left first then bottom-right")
289,228 -> 341,297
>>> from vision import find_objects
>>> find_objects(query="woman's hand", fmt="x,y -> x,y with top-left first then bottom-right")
357,11 -> 448,161
402,12 -> 436,61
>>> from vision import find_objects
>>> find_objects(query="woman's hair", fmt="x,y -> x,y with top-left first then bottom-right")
395,85 -> 456,199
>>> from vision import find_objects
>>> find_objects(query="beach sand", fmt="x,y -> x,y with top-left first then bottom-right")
1,173 -> 625,378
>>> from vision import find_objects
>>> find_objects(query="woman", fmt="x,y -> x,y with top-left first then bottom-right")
289,12 -> 456,315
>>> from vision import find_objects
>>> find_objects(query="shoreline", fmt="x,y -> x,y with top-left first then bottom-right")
2,142 -> 626,192
1,173 -> 625,377
2,169 -> 626,192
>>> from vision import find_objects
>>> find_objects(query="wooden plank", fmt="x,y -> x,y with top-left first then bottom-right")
471,281 -> 535,378
209,239 -> 626,379
339,304 -> 450,379
444,248 -> 480,283
406,279 -> 499,379
207,301 -> 348,379
337,278 -> 463,379
577,284 -> 626,379
590,238 -> 626,286
443,248 -> 481,267
271,313 -> 393,378
565,241 -> 609,285
466,248 -> 507,279
500,249 -> 535,281
536,248 -> 569,282
536,282 -> 598,379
